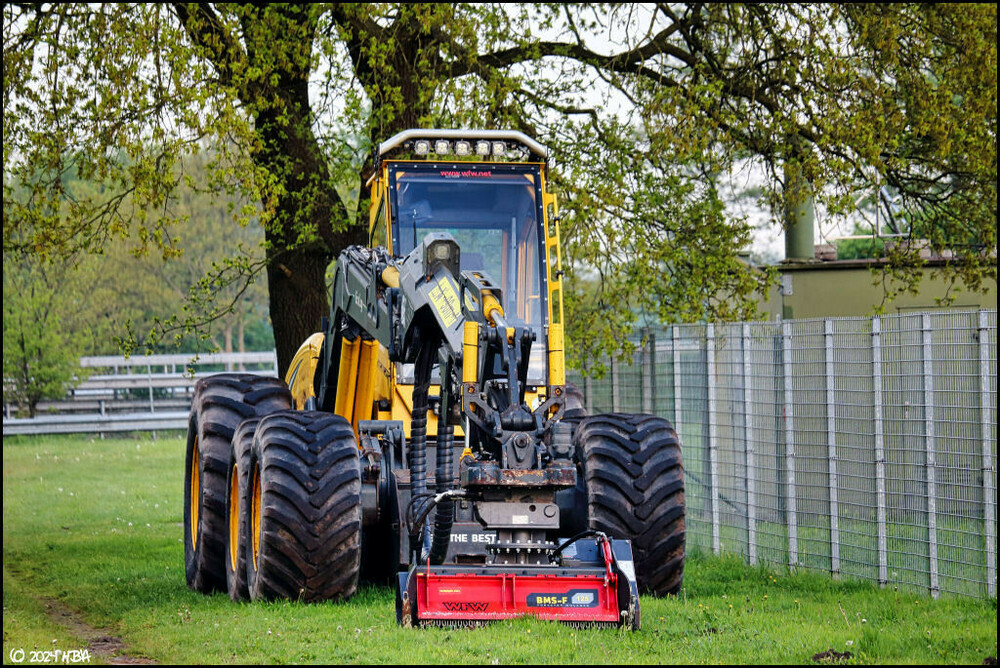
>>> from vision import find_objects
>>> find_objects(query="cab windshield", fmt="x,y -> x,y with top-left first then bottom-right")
391,165 -> 544,328
389,164 -> 547,384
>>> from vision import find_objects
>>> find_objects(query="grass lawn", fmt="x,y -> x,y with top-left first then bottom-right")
3,434 -> 996,664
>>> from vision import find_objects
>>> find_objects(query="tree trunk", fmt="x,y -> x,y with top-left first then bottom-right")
181,5 -> 440,375
238,5 -> 364,376
265,246 -> 331,377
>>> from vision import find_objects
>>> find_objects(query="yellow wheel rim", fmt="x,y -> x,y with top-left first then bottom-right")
228,463 -> 240,572
190,439 -> 200,549
251,462 -> 262,571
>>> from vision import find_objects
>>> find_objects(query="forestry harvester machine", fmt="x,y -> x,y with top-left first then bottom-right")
184,130 -> 685,628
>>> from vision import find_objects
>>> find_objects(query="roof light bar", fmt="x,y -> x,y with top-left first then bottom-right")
380,129 -> 549,161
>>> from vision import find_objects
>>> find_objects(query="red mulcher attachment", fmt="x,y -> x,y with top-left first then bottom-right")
397,533 -> 641,629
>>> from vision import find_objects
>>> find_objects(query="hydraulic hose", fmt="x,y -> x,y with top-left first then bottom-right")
410,490 -> 468,542
405,330 -> 457,565
428,408 -> 455,564
406,332 -> 437,559
550,530 -> 609,563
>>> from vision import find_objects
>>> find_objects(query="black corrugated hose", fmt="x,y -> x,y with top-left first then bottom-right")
406,332 -> 455,564
406,333 -> 435,559
428,399 -> 455,564
408,337 -> 455,565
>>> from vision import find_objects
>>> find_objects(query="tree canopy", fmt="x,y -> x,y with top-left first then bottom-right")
2,246 -> 85,416
2,153 -> 275,415
4,3 -> 996,374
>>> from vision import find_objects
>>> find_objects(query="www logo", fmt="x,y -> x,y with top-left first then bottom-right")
442,602 -> 490,612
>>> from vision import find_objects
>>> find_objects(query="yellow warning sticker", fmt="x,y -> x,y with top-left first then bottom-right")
429,276 -> 461,328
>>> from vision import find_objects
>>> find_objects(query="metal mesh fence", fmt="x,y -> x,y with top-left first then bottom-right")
567,309 -> 997,598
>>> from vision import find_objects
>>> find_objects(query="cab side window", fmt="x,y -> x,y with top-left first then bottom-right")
370,196 -> 388,250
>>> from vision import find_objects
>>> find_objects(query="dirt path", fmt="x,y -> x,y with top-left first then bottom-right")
41,597 -> 155,665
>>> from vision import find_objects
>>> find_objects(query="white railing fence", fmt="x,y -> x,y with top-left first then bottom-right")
3,351 -> 278,434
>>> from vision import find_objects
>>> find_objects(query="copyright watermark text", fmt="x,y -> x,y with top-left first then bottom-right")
8,648 -> 92,664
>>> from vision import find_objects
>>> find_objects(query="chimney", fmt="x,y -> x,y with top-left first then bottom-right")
783,158 -> 815,261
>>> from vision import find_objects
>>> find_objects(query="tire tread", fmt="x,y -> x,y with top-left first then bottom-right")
184,374 -> 291,593
577,412 -> 686,596
250,411 -> 361,603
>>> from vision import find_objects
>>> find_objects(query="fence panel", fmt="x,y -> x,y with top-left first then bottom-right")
828,317 -> 879,586
568,308 -> 997,598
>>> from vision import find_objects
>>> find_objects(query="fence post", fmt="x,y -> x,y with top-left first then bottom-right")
782,321 -> 798,568
707,324 -> 720,555
611,356 -> 620,413
825,319 -> 841,577
672,326 -> 682,430
743,323 -> 757,565
643,330 -> 655,415
147,364 -> 154,413
980,310 -> 997,598
872,316 -> 888,587
584,374 -> 594,415
922,313 -> 940,597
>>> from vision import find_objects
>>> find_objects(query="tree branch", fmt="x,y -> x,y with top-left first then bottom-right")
170,3 -> 247,94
